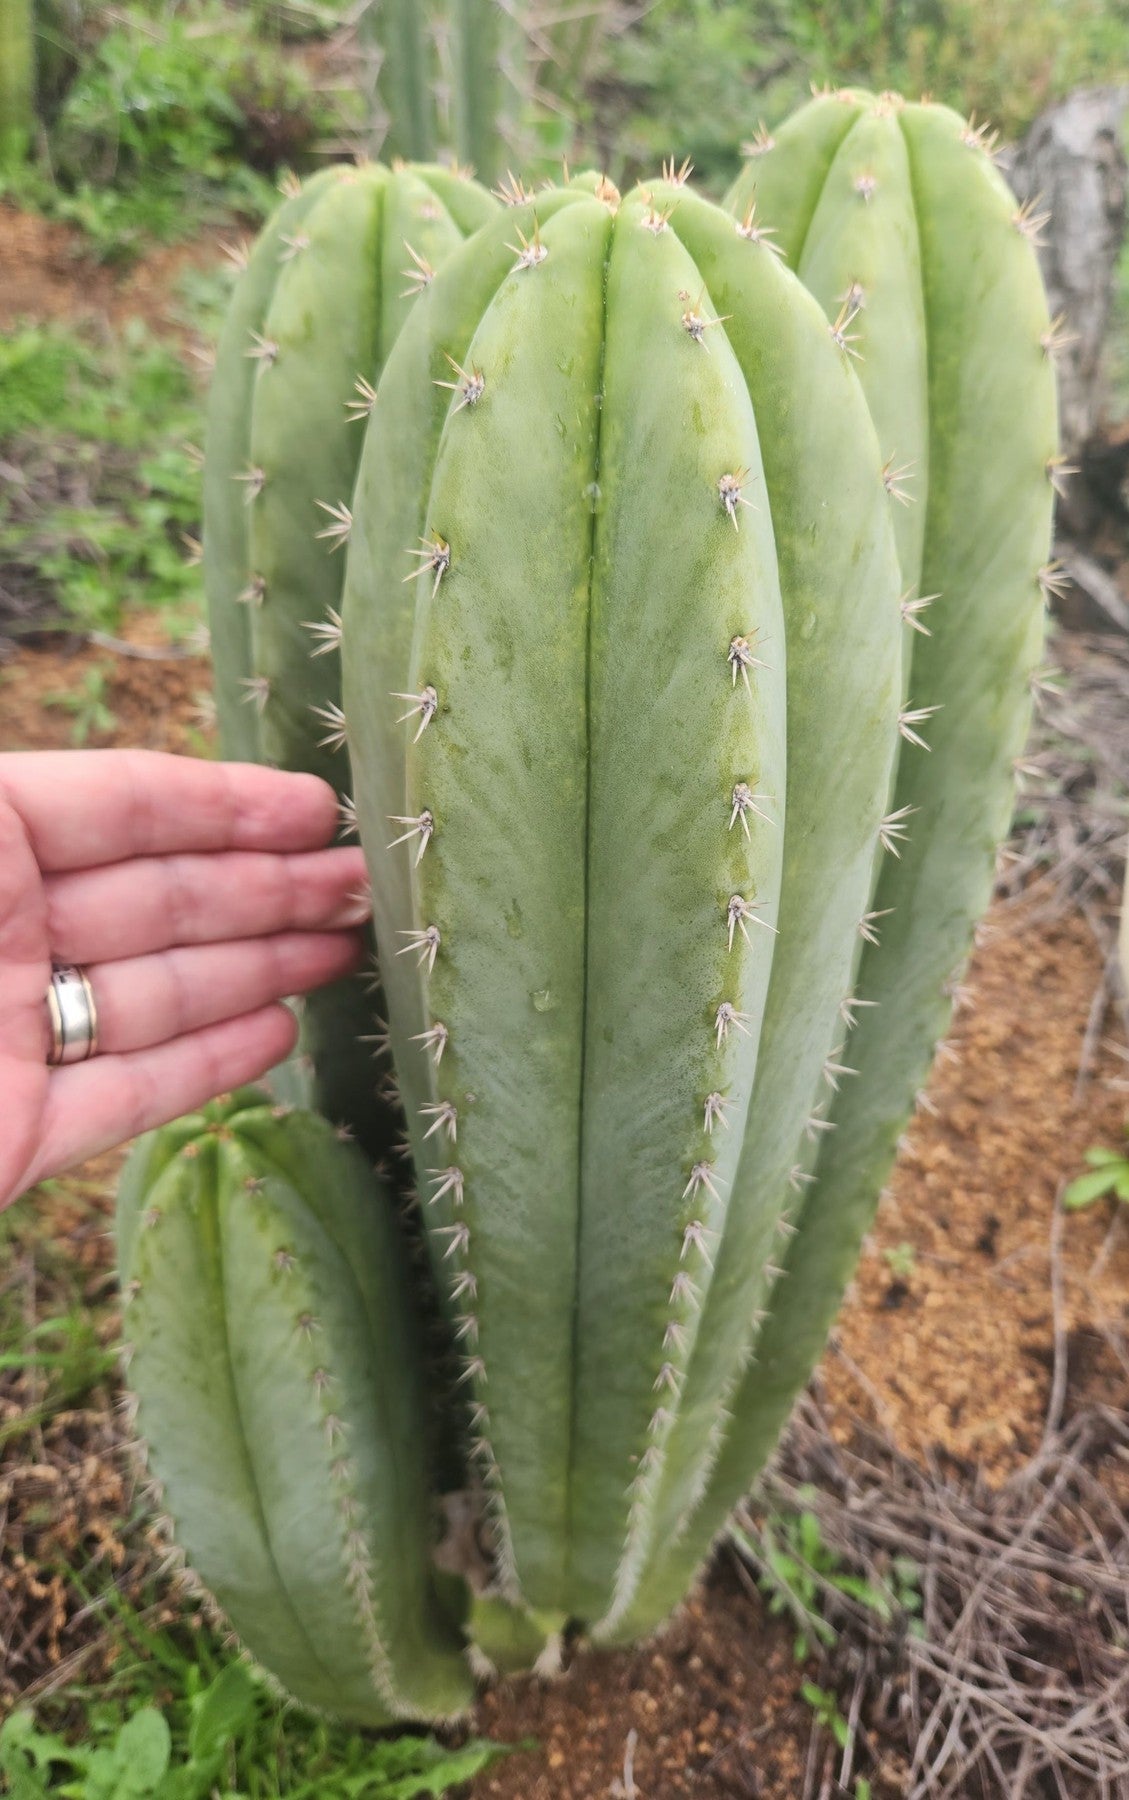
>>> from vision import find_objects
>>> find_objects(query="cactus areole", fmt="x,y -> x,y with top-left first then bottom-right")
123,131 -> 1054,1720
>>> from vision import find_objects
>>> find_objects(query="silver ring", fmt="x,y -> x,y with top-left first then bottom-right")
46,966 -> 99,1066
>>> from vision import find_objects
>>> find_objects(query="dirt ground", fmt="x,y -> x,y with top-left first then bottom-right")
0,202 -> 223,339
3,206 -> 1129,1798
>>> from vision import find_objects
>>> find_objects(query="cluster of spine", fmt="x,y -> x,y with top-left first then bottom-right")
126,92 -> 1057,1721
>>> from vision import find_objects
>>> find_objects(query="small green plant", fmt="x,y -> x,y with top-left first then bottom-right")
44,666 -> 117,743
882,1241 -> 917,1279
1063,1131 -> 1129,1210
0,318 -> 205,634
733,1498 -> 924,1661
1,2 -> 355,260
801,1680 -> 851,1751
0,1663 -> 515,1798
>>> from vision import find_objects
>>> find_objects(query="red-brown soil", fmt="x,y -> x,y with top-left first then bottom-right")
0,203 -> 222,338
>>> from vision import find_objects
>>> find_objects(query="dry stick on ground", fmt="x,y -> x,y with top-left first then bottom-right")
737,1199 -> 1129,1800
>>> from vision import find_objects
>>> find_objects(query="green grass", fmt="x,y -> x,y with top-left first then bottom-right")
1,1637 -> 517,1798
0,1484 -> 520,1797
0,310 -> 211,636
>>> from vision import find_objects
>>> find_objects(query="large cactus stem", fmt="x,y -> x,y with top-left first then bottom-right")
117,1093 -> 472,1724
342,174 -> 903,1631
615,94 -> 1058,1631
0,0 -> 33,171
204,162 -> 497,1154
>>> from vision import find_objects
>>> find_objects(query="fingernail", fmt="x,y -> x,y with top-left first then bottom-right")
329,883 -> 372,928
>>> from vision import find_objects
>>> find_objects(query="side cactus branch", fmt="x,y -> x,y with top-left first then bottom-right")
203,161 -> 497,1152
117,1093 -> 472,1725
612,92 -> 1061,1624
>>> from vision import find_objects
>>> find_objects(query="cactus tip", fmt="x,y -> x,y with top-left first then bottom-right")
714,1001 -> 752,1046
401,242 -> 438,298
302,606 -> 344,655
898,703 -> 940,750
741,123 -> 775,158
436,354 -> 486,410
311,700 -> 348,751
506,222 -> 548,271
729,782 -> 774,835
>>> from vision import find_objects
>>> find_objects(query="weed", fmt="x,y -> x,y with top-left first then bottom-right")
801,1679 -> 851,1750
3,2 -> 356,261
732,1495 -> 923,1661
0,317 -> 207,635
1063,1130 -> 1129,1210
0,1652 -> 517,1796
881,1241 -> 917,1279
0,1593 -> 518,1799
44,665 -> 117,743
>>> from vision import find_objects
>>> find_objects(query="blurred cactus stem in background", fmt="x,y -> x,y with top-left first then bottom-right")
360,0 -> 614,184
0,0 -> 34,170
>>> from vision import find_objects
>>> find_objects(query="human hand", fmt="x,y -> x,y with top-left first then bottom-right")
0,750 -> 372,1210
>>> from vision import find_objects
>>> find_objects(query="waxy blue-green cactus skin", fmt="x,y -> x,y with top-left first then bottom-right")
341,174 -> 904,1638
203,161 -> 497,1152
618,92 -> 1061,1628
140,111 -> 1056,1710
117,1092 -> 472,1725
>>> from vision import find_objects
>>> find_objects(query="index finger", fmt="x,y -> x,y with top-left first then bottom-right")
0,751 -> 342,873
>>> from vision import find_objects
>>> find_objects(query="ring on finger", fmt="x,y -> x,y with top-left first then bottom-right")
46,965 -> 99,1066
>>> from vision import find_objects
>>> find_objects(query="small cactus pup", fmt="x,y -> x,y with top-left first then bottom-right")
203,160 -> 498,1150
117,1092 -> 472,1725
657,89 -> 1059,1620
341,173 -> 905,1645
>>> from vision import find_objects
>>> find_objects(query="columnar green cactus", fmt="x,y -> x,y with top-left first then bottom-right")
131,115 -> 1055,1715
340,171 -> 905,1641
364,0 -> 525,184
0,0 -> 34,171
118,1093 -> 472,1724
203,160 -> 497,1148
656,90 -> 1058,1628
362,2 -> 614,188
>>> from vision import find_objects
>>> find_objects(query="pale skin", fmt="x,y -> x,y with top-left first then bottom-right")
0,751 -> 373,1211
